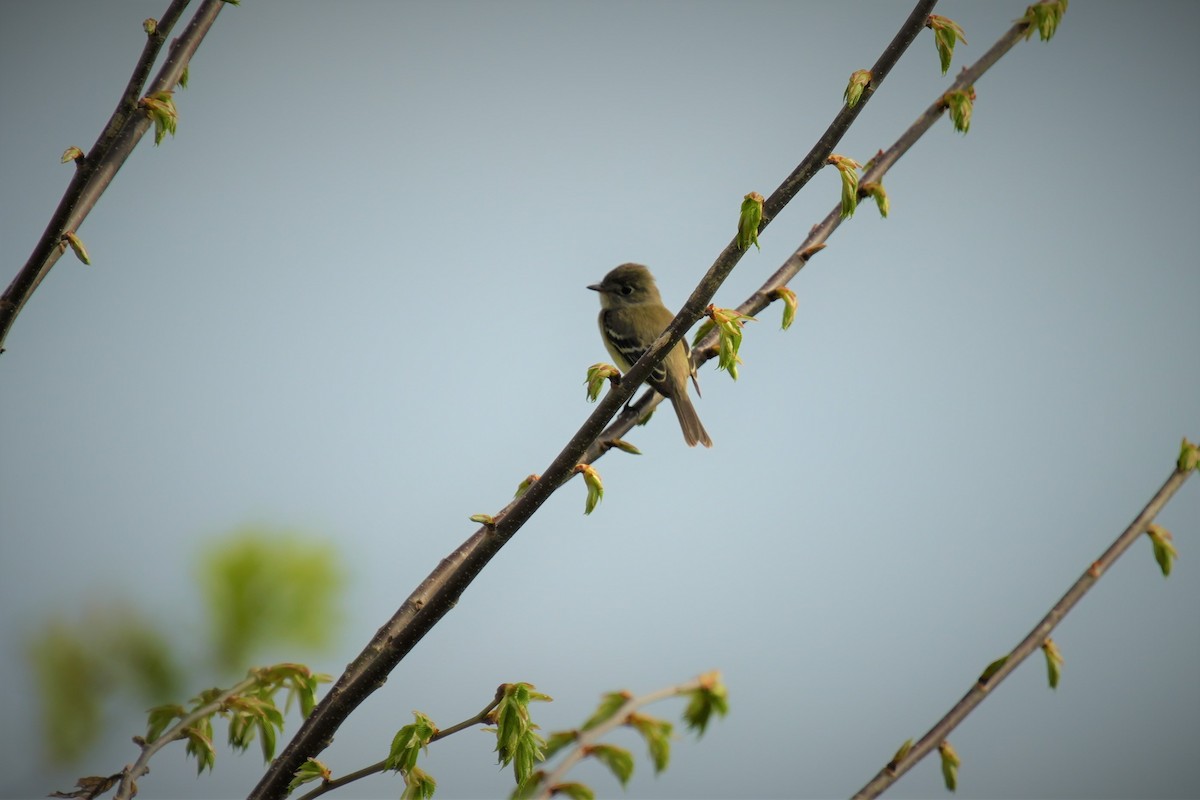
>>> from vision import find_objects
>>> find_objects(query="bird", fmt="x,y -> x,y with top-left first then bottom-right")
588,263 -> 712,447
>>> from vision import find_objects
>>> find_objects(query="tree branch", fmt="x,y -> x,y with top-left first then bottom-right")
246,4 -> 938,799
0,0 -> 225,353
851,459 -> 1194,799
583,3 -> 1045,463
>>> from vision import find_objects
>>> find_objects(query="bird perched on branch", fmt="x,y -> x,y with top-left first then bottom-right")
588,263 -> 712,447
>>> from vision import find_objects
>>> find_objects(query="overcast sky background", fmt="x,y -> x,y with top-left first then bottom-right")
2,2 -> 1198,799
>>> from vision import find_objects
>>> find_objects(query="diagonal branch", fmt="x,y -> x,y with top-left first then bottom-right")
582,3 -> 1048,464
0,0 -> 226,353
246,4 -> 938,798
851,459 -> 1194,799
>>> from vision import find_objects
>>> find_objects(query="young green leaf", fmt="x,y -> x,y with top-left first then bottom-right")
257,714 -> 278,763
827,154 -> 862,217
139,90 -> 178,144
769,287 -> 798,330
402,766 -> 437,800
588,743 -> 634,787
582,691 -> 631,731
183,720 -> 216,774
629,713 -> 673,774
287,758 -> 331,794
1021,0 -> 1069,41
585,363 -> 620,402
494,683 -> 549,785
386,711 -> 438,773
145,704 -> 185,743
682,671 -> 729,737
944,87 -> 975,133
861,181 -> 889,218
550,782 -> 595,800
544,730 -> 578,760
704,305 -> 756,380
926,15 -> 967,74
573,464 -> 603,515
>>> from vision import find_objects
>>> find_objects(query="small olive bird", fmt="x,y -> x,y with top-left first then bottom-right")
588,263 -> 712,447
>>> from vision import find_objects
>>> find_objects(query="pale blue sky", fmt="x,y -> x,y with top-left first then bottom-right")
2,2 -> 1197,799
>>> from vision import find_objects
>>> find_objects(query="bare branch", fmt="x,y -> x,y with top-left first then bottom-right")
851,459 -> 1194,799
0,0 -> 226,353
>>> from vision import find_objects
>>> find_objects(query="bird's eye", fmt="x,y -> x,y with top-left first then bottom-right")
620,284 -> 633,295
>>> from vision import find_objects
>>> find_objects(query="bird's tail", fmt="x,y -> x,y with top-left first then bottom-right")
671,394 -> 712,448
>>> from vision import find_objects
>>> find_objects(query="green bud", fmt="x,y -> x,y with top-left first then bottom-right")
979,655 -> 1008,683
514,473 -> 539,498
944,88 -> 975,134
736,191 -> 764,251
1146,524 -> 1178,577
1021,0 -> 1069,41
574,464 -> 603,514
827,154 -> 862,218
770,286 -> 798,330
62,231 -> 90,265
140,90 -> 178,145
705,305 -> 756,380
844,69 -> 872,107
888,738 -> 914,772
1042,638 -> 1064,689
861,181 -> 889,218
1178,437 -> 1199,472
938,741 -> 960,792
585,363 -> 620,402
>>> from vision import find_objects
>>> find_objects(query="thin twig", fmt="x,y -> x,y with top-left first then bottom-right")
0,0 -> 225,353
294,688 -> 505,800
533,676 -> 707,799
114,675 -> 258,800
850,462 -> 1194,799
247,5 -> 938,799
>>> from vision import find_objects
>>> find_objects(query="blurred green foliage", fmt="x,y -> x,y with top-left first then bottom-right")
28,607 -> 180,763
200,527 -> 344,673
26,526 -> 344,764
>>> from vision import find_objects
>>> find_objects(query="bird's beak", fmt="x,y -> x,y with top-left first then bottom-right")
587,283 -> 604,292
